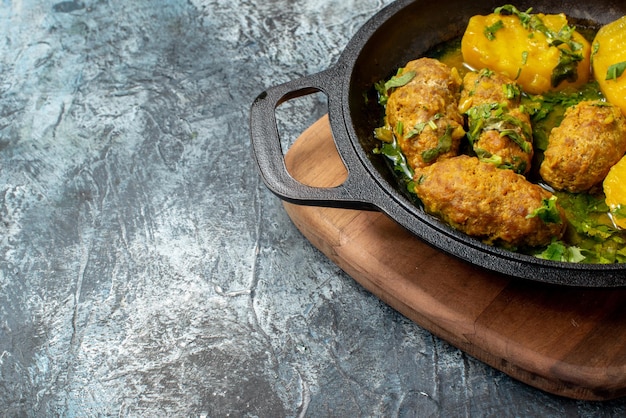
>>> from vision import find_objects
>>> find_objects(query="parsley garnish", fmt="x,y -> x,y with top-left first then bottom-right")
386,71 -> 416,90
495,5 -> 533,27
552,48 -> 583,87
515,51 -> 529,80
474,148 -> 504,167
484,20 -> 505,41
503,83 -> 521,100
606,61 -> 626,81
373,137 -> 414,180
465,102 -> 532,154
535,239 -> 586,263
527,196 -> 562,224
557,192 -> 613,240
405,114 -> 442,139
375,70 -> 417,106
422,125 -> 454,163
466,103 -> 503,144
592,41 -> 600,58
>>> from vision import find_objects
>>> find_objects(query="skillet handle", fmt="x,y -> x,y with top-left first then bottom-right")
250,66 -> 376,209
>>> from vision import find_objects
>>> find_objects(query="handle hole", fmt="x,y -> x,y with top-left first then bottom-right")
283,115 -> 348,188
276,93 -> 348,188
275,91 -> 328,154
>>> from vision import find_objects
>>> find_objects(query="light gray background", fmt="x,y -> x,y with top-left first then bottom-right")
1,0 -> 625,416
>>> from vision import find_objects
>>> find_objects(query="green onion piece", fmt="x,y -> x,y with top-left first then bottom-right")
395,121 -> 404,138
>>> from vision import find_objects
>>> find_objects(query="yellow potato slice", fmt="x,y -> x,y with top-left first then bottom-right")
592,15 -> 626,116
462,11 -> 591,95
604,155 -> 626,229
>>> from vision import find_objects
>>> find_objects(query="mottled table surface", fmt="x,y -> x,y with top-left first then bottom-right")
1,0 -> 626,416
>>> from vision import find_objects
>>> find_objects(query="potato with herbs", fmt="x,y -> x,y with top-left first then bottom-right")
461,5 -> 591,95
592,15 -> 626,116
539,100 -> 626,193
459,69 -> 533,174
604,155 -> 626,229
383,58 -> 466,170
414,155 -> 566,248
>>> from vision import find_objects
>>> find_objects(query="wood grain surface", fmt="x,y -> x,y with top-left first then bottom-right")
283,115 -> 626,401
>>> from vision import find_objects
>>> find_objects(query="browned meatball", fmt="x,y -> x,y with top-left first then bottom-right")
460,69 -> 519,108
540,100 -> 626,193
414,155 -> 567,248
385,58 -> 466,170
459,70 -> 534,175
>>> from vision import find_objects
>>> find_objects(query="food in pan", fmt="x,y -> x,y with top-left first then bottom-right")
459,69 -> 533,174
379,58 -> 466,170
373,5 -> 626,263
540,100 -> 626,193
592,15 -> 626,116
603,155 -> 626,229
461,5 -> 592,95
414,155 -> 566,248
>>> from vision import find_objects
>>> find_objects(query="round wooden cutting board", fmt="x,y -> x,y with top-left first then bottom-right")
281,115 -> 626,401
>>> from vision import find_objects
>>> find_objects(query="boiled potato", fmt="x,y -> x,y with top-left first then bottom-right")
592,15 -> 626,116
604,155 -> 626,229
462,9 -> 591,95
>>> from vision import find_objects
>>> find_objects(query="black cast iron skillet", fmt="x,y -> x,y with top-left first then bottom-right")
250,0 -> 626,287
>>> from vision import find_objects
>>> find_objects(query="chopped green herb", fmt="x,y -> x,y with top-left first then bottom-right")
373,138 -> 414,180
535,239 -> 586,263
527,196 -> 562,224
474,148 -> 504,166
405,114 -> 442,139
374,79 -> 388,105
521,50 -> 529,65
386,71 -> 416,90
495,5 -> 533,28
395,121 -> 404,137
465,102 -> 532,154
422,125 -> 453,163
498,114 -> 533,153
503,83 -> 521,100
484,20 -> 505,41
555,191 -> 618,245
592,41 -> 600,55
375,70 -> 417,106
515,51 -> 529,80
606,61 -> 626,81
552,48 -> 583,87
478,68 -> 495,78
405,122 -> 428,139
466,103 -> 497,143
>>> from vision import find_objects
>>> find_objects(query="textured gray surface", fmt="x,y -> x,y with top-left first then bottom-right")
1,0 -> 626,416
